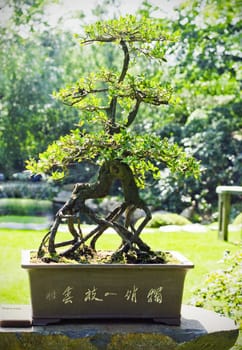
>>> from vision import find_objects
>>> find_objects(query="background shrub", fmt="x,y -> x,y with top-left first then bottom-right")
190,251 -> 242,329
0,181 -> 58,200
0,198 -> 52,216
233,213 -> 242,226
144,111 -> 242,221
137,212 -> 191,228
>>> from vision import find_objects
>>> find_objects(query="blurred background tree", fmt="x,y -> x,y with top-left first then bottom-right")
139,0 -> 242,220
0,0 -> 241,221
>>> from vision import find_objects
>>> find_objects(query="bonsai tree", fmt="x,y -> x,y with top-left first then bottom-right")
27,15 -> 200,263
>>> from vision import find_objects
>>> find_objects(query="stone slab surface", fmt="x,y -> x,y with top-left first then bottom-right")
0,305 -> 32,327
0,305 -> 239,350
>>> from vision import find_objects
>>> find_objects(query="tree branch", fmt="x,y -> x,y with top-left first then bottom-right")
118,40 -> 130,83
107,40 -> 130,133
80,36 -> 167,45
125,99 -> 141,127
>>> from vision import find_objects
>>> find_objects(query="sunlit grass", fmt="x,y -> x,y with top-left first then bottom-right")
0,226 -> 240,304
0,215 -> 49,224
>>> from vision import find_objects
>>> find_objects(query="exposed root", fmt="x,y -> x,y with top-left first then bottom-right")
32,247 -> 168,265
37,160 -> 154,263
110,248 -> 167,264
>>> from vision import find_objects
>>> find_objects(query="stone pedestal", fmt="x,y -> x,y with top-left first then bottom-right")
0,305 -> 239,350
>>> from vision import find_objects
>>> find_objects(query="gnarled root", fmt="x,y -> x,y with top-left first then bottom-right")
37,160 -> 153,261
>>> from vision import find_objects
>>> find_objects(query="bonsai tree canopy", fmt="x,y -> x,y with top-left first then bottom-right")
27,15 -> 200,263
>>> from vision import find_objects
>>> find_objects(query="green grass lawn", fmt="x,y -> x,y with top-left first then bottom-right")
0,225 -> 240,305
0,215 -> 49,224
0,224 -> 241,349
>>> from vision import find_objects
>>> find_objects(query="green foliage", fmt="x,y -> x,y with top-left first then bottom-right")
0,198 -> 52,216
27,14 -> 200,188
169,0 -> 241,110
79,15 -> 176,48
54,15 -> 176,130
190,251 -> 242,329
4,0 -> 50,26
27,128 -> 199,186
151,108 -> 241,215
2,0 -> 239,218
137,213 -> 191,228
140,0 -> 242,215
55,71 -> 173,116
0,8 -> 81,176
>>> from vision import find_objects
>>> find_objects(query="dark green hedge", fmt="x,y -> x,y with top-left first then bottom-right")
0,198 -> 52,216
0,181 -> 58,200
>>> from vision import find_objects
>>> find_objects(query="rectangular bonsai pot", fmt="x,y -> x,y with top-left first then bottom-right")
22,250 -> 193,326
